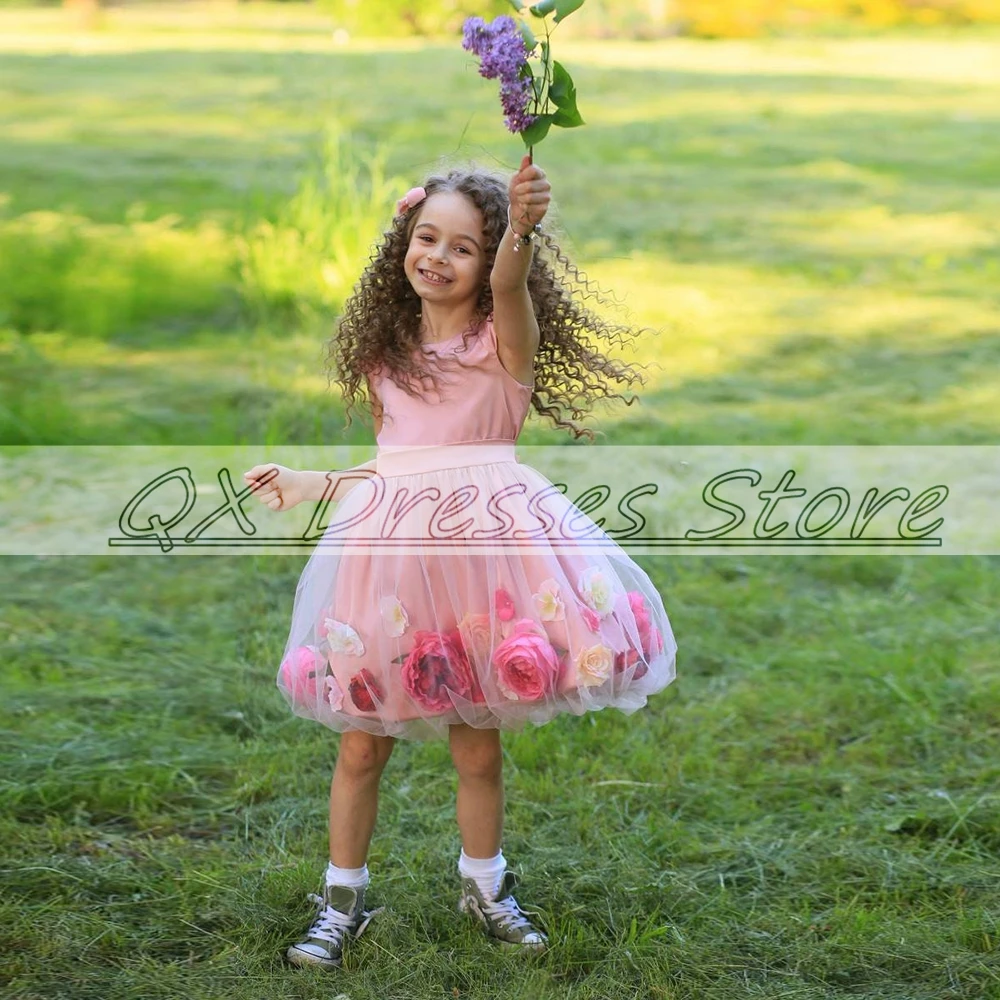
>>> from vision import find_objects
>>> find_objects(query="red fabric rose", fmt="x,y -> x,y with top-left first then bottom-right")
348,668 -> 384,712
402,629 -> 476,712
614,644 -> 648,680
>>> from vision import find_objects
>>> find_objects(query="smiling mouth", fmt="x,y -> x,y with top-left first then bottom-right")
419,269 -> 451,285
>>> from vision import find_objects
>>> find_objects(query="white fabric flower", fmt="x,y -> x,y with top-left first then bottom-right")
577,566 -> 617,617
322,617 -> 365,656
380,595 -> 409,637
532,578 -> 565,622
324,674 -> 345,711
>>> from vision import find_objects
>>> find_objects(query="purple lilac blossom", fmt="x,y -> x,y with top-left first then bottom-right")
462,15 -> 537,134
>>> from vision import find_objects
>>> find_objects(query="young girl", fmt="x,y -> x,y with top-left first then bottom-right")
243,154 -> 677,970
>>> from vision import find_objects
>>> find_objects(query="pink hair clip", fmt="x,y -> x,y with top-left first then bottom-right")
395,186 -> 427,217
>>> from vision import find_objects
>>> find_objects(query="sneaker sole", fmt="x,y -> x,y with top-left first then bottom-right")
286,944 -> 343,970
457,896 -> 549,951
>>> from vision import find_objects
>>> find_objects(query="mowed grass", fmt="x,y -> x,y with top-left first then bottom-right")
1,7 -> 999,999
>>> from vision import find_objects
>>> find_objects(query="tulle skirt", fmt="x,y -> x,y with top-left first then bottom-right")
277,442 -> 677,741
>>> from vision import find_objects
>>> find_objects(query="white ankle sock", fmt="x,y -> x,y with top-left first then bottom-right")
458,849 -> 506,900
326,861 -> 369,890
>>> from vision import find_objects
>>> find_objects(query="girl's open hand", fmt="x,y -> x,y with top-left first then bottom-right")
243,464 -> 306,512
508,154 -> 551,235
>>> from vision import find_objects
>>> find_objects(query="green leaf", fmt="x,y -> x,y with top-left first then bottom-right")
553,0 -> 586,22
507,0 -> 525,10
529,0 -> 556,18
547,60 -> 584,126
548,60 -> 576,107
521,113 -> 553,145
531,75 -> 545,103
517,18 -> 537,52
552,105 -> 585,127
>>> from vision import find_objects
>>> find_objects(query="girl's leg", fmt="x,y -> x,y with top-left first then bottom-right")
448,724 -> 504,857
329,729 -> 396,867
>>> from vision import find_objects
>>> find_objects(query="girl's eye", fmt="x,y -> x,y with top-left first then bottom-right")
418,236 -> 470,254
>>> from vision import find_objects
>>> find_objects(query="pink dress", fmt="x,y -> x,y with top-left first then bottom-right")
277,313 -> 677,740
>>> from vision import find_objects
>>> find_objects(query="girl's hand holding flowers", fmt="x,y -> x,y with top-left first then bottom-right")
509,153 -> 551,235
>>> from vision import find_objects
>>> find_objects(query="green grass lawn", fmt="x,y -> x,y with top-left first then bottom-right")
1,6 -> 998,998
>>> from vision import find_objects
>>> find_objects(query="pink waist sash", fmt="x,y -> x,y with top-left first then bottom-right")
375,442 -> 517,478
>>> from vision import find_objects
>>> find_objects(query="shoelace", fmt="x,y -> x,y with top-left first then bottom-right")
480,893 -> 537,934
304,893 -> 382,945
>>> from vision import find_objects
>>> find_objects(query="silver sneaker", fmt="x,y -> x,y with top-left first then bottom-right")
458,871 -> 548,950
286,882 -> 382,969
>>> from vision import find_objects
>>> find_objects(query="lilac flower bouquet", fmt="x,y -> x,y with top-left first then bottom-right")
462,0 -> 586,161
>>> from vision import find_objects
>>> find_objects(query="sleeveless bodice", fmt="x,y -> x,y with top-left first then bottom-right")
371,313 -> 533,448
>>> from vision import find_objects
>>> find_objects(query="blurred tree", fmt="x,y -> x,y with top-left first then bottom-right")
63,0 -> 101,31
320,0 -> 511,38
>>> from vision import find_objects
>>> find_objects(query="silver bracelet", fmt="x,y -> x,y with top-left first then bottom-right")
507,204 -> 541,253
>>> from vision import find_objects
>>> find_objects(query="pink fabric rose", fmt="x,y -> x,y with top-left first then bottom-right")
492,619 -> 560,701
627,590 -> 651,633
644,625 -> 664,659
280,645 -> 324,708
624,590 -> 661,659
494,587 -> 516,622
402,629 -> 477,712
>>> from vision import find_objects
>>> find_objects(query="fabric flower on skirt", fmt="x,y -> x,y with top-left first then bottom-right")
577,566 -> 618,617
614,644 -> 647,680
578,603 -> 602,633
401,629 -> 477,712
280,645 -> 324,707
493,619 -> 561,701
622,590 -> 664,661
457,611 -> 493,666
532,578 -> 565,622
324,673 -> 345,711
323,617 -> 365,656
494,587 -> 516,622
575,642 -> 614,687
348,668 -> 384,712
380,596 -> 409,637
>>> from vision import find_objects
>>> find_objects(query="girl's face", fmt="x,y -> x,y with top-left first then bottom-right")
404,191 -> 488,309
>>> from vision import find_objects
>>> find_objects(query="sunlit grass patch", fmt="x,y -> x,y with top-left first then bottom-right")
0,208 -> 235,339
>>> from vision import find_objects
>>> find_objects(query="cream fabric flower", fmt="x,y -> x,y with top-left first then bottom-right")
575,643 -> 614,687
457,611 -> 493,662
577,566 -> 617,617
380,595 -> 409,637
532,578 -> 565,621
322,617 -> 365,656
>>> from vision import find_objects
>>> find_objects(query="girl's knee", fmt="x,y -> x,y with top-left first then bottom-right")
336,731 -> 395,779
449,728 -> 502,782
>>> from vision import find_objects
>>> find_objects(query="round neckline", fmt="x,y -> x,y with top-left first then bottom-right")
419,314 -> 492,350
420,326 -> 481,350
421,331 -> 464,349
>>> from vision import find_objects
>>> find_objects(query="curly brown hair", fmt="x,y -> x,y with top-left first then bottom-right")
326,161 -> 654,442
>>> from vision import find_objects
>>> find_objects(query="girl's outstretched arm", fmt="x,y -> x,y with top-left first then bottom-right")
297,461 -> 378,503
491,154 -> 550,377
